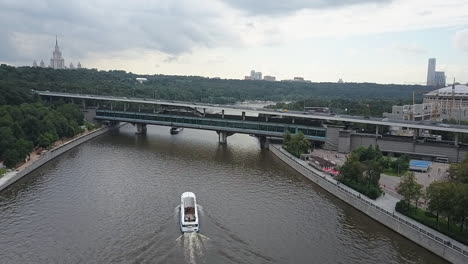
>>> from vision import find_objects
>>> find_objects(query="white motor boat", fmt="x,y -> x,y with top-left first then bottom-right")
180,192 -> 199,233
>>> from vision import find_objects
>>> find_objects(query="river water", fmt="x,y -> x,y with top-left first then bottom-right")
0,125 -> 447,264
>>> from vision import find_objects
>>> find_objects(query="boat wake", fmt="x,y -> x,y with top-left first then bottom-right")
175,230 -> 209,264
175,204 -> 209,264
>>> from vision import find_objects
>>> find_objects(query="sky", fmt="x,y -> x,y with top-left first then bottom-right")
0,0 -> 467,84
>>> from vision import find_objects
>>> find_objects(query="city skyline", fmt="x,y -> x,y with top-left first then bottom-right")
1,0 -> 468,84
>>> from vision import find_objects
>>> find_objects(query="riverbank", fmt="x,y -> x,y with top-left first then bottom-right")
270,144 -> 468,264
0,124 -> 118,192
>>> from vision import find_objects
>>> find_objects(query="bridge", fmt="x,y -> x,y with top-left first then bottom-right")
95,109 -> 327,144
38,91 -> 468,161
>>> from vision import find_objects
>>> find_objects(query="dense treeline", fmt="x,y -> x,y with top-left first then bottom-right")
0,75 -> 84,169
0,103 -> 84,168
0,64 -> 432,104
396,157 -> 468,245
266,98 -> 413,117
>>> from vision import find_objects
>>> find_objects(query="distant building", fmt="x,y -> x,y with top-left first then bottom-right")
383,103 -> 438,121
427,58 -> 436,86
263,75 -> 276,81
337,78 -> 343,83
293,77 -> 305,82
435,71 -> 446,87
426,58 -> 445,87
50,36 -> 65,69
246,70 -> 262,80
384,83 -> 468,122
424,84 -> 468,121
33,36 -> 82,70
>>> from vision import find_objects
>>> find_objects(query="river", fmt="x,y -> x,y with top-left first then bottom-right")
0,125 -> 447,264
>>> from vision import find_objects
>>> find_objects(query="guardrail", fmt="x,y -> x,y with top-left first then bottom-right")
272,145 -> 468,259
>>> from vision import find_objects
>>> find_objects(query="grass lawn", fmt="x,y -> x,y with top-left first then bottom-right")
0,168 -> 8,178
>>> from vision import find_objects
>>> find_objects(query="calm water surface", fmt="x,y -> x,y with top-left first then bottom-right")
0,125 -> 447,264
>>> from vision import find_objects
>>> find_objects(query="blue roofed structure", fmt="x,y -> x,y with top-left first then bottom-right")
409,160 -> 431,172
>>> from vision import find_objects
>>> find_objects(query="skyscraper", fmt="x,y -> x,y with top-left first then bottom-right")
435,71 -> 446,87
50,36 -> 65,69
427,58 -> 436,86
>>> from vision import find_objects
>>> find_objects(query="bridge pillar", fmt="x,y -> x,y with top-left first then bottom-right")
136,123 -> 147,135
138,104 -> 141,112
242,111 -> 245,121
110,103 -> 113,111
266,115 -> 268,122
124,103 -> 127,112
217,131 -> 232,144
259,136 -> 270,149
375,125 -> 380,138
413,128 -> 419,141
455,132 -> 459,147
203,108 -> 206,117
81,99 -> 86,110
292,118 -> 295,124
222,110 -> 225,119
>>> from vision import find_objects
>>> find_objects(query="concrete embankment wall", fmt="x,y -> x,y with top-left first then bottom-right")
0,126 -> 112,192
270,145 -> 468,264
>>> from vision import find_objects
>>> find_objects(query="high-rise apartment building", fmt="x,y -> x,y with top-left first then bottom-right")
427,58 -> 436,86
435,71 -> 446,87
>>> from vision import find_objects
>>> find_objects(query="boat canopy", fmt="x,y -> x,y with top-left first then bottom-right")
183,197 -> 195,208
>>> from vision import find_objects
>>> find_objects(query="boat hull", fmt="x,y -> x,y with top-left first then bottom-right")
180,192 -> 199,233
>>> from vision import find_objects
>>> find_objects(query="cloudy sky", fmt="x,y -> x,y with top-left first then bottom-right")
1,0 -> 468,84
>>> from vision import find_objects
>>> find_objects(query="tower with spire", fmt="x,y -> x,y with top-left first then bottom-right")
50,36 -> 65,69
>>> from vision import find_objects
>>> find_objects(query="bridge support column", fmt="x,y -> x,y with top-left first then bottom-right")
217,131 -> 233,144
203,108 -> 206,117
413,128 -> 419,141
81,99 -> 86,110
124,103 -> 127,112
136,123 -> 147,135
242,111 -> 245,121
455,132 -> 459,147
259,136 -> 270,149
375,125 -> 379,138
222,110 -> 225,119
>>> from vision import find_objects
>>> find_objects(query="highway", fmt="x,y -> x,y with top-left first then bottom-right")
37,91 -> 468,134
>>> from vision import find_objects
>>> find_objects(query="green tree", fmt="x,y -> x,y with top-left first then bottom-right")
397,172 -> 423,211
284,131 -> 311,158
448,156 -> 468,183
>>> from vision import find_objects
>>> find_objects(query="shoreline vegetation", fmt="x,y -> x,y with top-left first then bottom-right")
0,70 -> 93,170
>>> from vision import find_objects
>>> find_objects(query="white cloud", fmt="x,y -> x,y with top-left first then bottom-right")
454,29 -> 468,52
1,0 -> 468,83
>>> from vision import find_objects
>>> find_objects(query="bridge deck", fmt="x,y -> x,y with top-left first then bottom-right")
95,110 -> 327,140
